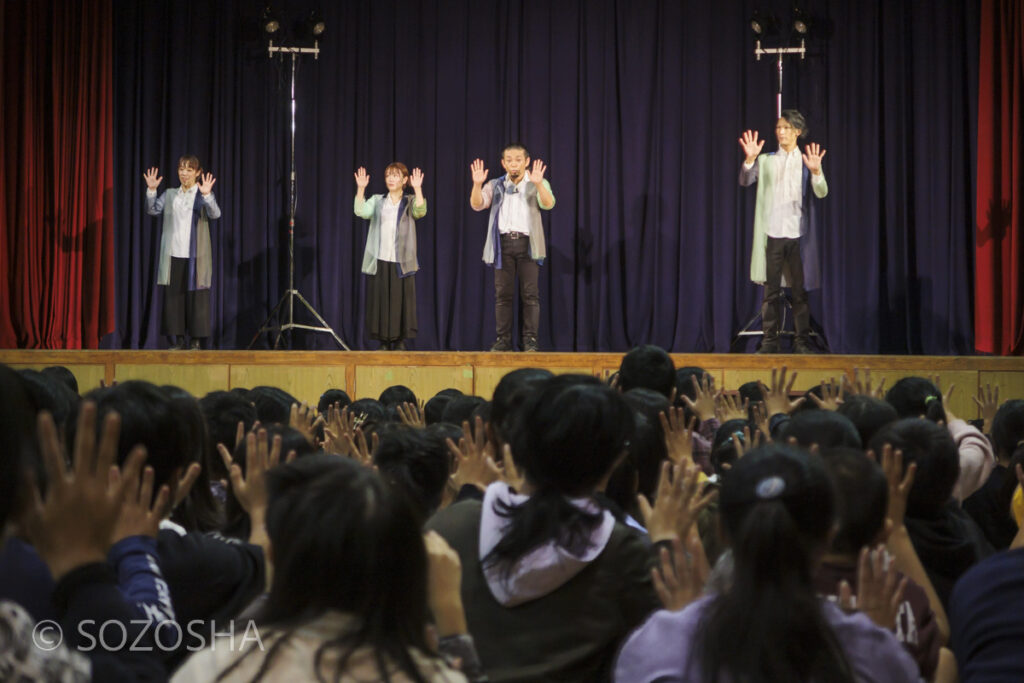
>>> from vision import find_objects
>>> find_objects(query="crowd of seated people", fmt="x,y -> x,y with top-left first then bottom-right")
1,351 -> 1022,682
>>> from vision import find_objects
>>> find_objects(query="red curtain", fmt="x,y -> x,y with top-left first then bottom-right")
976,0 -> 1024,354
0,0 -> 115,349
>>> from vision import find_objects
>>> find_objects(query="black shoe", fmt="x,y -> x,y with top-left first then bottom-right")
793,339 -> 817,354
490,337 -> 513,352
757,340 -> 781,354
392,339 -> 407,351
168,336 -> 185,350
189,338 -> 202,351
523,337 -> 539,352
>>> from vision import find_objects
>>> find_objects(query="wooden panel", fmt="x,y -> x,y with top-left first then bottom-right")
866,370 -> 978,420
474,365 -> 593,399
723,367 -> 845,394
230,365 -> 348,405
115,364 -> 230,397
355,365 -> 474,402
6,363 -> 107,394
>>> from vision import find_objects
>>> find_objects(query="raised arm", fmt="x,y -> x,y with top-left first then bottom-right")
802,143 -> 829,198
198,172 -> 220,219
529,159 -> 555,210
410,167 -> 427,218
143,167 -> 164,215
738,130 -> 764,186
353,167 -> 375,219
469,158 -> 490,211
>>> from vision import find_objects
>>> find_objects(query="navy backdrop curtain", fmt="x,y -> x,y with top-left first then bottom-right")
109,0 -> 978,353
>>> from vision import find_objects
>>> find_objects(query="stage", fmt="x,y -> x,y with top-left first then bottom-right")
2,350 -> 1022,421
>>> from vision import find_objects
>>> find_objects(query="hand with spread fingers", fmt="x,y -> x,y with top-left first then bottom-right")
642,461 -> 717,544
682,374 -> 719,422
972,384 -> 999,434
660,407 -> 696,467
651,532 -> 709,612
845,367 -> 887,398
323,403 -> 357,456
448,416 -> 501,492
289,401 -> 324,446
715,392 -> 749,423
759,366 -> 806,416
397,401 -> 426,428
809,378 -> 844,411
839,545 -> 906,630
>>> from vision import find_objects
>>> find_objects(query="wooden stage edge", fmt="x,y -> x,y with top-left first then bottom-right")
3,350 -> 1024,421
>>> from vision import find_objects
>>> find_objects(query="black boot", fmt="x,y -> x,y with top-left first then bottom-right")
168,335 -> 185,350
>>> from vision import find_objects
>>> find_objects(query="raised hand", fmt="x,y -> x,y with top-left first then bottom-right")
972,384 -> 1000,433
660,407 -> 695,467
470,158 -> 489,185
143,167 -> 163,190
845,367 -> 887,399
198,172 -> 216,195
323,403 -> 357,456
112,463 -> 172,542
289,401 -> 324,446
802,143 -> 827,175
353,166 -> 370,189
409,167 -> 424,189
838,545 -> 907,630
652,532 -> 709,612
397,401 -> 425,428
529,159 -> 547,184
738,130 -> 765,163
869,443 -> 916,530
448,417 -> 501,493
682,374 -> 719,422
759,366 -> 806,416
810,378 -> 844,411
642,461 -> 717,543
219,428 -> 282,516
716,392 -> 749,423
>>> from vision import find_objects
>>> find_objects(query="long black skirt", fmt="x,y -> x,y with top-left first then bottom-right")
366,260 -> 417,342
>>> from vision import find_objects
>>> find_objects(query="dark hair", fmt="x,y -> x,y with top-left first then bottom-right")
780,109 -> 808,138
698,444 -> 852,683
378,385 -> 417,409
779,410 -> 862,451
0,366 -> 40,528
819,447 -> 888,555
440,395 -> 486,426
373,425 -> 450,522
222,456 -> 437,683
487,376 -> 633,567
989,400 -> 1024,518
711,419 -> 751,476
248,386 -> 297,425
885,377 -> 947,423
347,398 -> 386,432
222,425 -> 317,540
178,154 -> 202,171
617,345 -> 675,398
738,381 -> 766,421
490,368 -> 553,446
199,390 -> 258,480
869,418 -> 959,517
17,368 -> 79,435
674,367 -> 712,406
622,390 -> 670,499
793,384 -> 849,414
162,385 -> 223,533
837,395 -> 898,448
41,365 -> 79,395
501,142 -> 529,158
69,381 -> 192,494
318,389 -> 351,415
423,395 -> 453,426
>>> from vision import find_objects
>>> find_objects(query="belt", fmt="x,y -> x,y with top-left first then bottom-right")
501,232 -> 527,240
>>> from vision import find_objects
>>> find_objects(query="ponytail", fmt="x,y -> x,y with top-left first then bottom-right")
697,500 -> 853,683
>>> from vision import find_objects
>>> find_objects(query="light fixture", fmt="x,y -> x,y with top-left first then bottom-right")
307,11 -> 326,38
792,7 -> 809,35
260,6 -> 280,36
751,10 -> 766,36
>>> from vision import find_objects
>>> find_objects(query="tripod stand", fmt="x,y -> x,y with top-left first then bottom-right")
250,46 -> 349,350
730,294 -> 830,353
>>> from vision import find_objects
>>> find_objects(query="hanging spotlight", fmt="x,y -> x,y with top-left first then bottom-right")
792,7 -> 809,35
307,10 -> 326,38
260,5 -> 280,36
751,10 -> 766,36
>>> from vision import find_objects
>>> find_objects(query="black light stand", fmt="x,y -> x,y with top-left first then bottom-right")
250,38 -> 349,350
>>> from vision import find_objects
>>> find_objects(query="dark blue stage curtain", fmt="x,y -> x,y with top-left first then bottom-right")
110,0 -> 979,354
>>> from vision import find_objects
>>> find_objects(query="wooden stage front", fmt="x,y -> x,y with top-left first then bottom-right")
2,350 -> 1023,421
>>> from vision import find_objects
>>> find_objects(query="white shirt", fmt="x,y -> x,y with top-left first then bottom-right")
767,147 -> 805,239
378,195 -> 401,262
497,174 -> 531,235
144,184 -> 199,257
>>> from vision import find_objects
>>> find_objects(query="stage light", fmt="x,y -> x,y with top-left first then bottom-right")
792,8 -> 809,35
260,6 -> 280,36
307,11 -> 326,38
751,10 -> 765,36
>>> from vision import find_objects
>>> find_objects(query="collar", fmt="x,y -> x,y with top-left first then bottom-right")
179,184 -> 198,196
505,172 -> 530,189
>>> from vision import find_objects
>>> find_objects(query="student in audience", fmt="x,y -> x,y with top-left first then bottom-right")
175,455 -> 473,682
615,444 -> 921,682
162,385 -> 222,533
374,424 -> 451,523
41,364 -> 80,395
837,394 -> 898,449
317,388 -> 351,415
885,377 -> 995,500
779,410 -> 863,450
815,447 -> 945,679
199,389 -> 257,486
870,418 -> 993,609
616,345 -> 676,399
441,395 -> 487,427
428,375 -> 659,681
964,399 -> 1024,549
248,385 -> 298,425
949,464 -> 1024,683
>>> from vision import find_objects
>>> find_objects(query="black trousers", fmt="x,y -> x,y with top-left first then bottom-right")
366,260 -> 417,343
162,257 -> 210,338
494,233 -> 539,341
762,237 -> 809,343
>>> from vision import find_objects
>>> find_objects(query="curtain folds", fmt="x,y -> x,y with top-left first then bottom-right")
0,0 -> 115,348
975,0 -> 1024,354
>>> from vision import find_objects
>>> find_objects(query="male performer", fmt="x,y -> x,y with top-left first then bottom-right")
144,156 -> 220,350
470,143 -> 555,352
739,109 -> 828,354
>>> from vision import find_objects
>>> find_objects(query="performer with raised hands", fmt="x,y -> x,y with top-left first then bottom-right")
739,110 -> 828,354
144,156 -> 221,350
